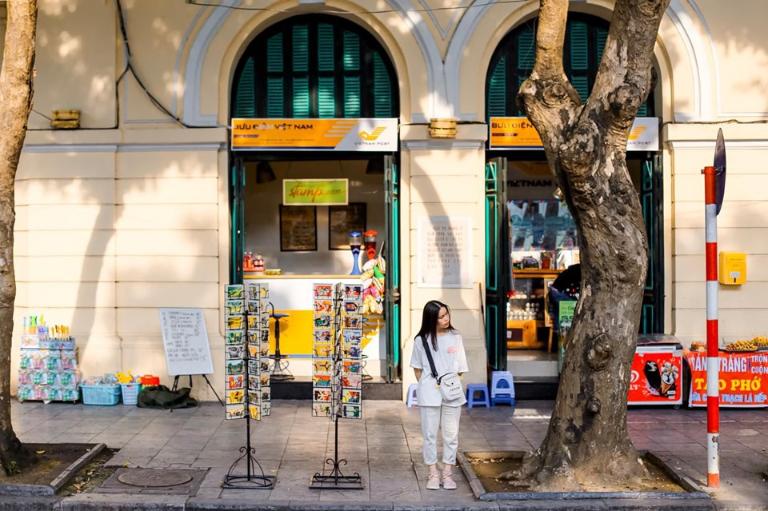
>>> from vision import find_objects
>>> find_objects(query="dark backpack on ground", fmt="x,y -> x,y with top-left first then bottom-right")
137,385 -> 198,409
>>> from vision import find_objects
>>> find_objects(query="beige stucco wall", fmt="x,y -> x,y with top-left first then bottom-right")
11,0 -> 768,399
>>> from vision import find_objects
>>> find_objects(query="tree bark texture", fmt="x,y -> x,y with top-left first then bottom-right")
0,0 -> 37,475
511,0 -> 670,489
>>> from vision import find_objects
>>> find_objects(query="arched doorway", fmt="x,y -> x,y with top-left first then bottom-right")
484,14 -> 663,386
229,15 -> 401,387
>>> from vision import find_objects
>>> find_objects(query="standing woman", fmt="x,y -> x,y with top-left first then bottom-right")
410,300 -> 469,490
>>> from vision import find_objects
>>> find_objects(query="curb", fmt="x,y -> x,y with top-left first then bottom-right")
0,443 -> 106,498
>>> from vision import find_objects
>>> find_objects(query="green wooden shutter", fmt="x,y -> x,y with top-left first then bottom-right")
318,76 -> 336,117
517,28 -> 535,70
487,57 -> 506,117
317,24 -> 334,72
343,76 -> 361,117
596,28 -> 608,62
570,21 -> 589,70
343,31 -> 360,71
571,76 -> 589,102
267,33 -> 283,72
292,25 -> 309,72
292,77 -> 310,117
372,52 -> 392,117
266,77 -> 284,117
233,57 -> 256,118
266,33 -> 284,117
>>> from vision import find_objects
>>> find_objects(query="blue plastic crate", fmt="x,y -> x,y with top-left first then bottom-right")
80,384 -> 121,406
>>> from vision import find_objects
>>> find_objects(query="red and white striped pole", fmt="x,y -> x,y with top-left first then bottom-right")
703,164 -> 720,488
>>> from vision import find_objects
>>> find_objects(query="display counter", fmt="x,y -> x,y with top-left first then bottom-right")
686,350 -> 768,408
507,269 -> 561,351
243,273 -> 383,377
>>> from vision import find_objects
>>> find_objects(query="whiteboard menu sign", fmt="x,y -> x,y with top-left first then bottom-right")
417,216 -> 472,288
159,308 -> 214,376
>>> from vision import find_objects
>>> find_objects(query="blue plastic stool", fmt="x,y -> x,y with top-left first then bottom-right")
406,383 -> 419,408
490,371 -> 515,406
466,383 -> 490,408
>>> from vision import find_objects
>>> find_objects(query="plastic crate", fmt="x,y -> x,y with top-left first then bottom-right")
80,384 -> 121,406
120,383 -> 140,406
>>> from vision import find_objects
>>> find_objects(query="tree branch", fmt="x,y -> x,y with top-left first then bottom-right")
517,0 -> 581,166
585,0 -> 670,136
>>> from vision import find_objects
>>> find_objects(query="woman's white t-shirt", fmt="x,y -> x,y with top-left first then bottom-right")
409,331 -> 469,407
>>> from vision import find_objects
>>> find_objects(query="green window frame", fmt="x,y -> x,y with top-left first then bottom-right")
486,14 -> 655,118
232,15 -> 398,119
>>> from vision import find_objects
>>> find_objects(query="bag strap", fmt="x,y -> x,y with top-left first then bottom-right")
421,336 -> 440,382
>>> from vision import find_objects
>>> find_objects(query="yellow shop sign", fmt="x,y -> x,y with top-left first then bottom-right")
489,117 -> 658,151
231,118 -> 398,151
283,179 -> 349,206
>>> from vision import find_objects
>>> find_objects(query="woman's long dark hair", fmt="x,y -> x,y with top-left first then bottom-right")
415,300 -> 454,350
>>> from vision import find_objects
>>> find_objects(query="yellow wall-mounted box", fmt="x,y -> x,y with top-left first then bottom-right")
719,252 -> 747,285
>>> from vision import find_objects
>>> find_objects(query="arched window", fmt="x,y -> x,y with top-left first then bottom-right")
487,14 -> 654,118
231,15 -> 397,119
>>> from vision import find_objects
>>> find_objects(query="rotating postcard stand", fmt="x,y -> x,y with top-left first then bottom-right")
222,283 -> 275,490
310,282 -> 364,490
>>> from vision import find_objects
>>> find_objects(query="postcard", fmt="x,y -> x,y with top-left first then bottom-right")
343,360 -> 361,374
248,358 -> 260,375
247,315 -> 259,330
248,374 -> 260,390
342,404 -> 362,419
248,403 -> 261,421
343,301 -> 360,314
261,402 -> 271,416
247,344 -> 259,358
247,300 -> 260,314
261,387 -> 271,401
313,388 -> 332,402
313,375 -> 332,388
226,389 -> 245,405
248,390 -> 260,405
312,402 -> 332,417
226,359 -> 244,375
342,389 -> 361,404
314,300 -> 333,314
259,286 -> 269,299
313,359 -> 332,375
226,374 -> 244,390
225,404 -> 245,420
313,284 -> 333,299
343,284 -> 363,301
260,329 -> 269,343
344,315 -> 363,329
226,345 -> 246,360
226,284 -> 244,300
225,300 -> 245,316
314,330 -> 331,344
246,282 -> 260,302
259,342 -> 270,357
314,315 -> 331,328
226,329 -> 245,345
341,374 -> 362,389
260,359 -> 270,373
343,330 -> 362,344
313,342 -> 332,358
259,373 -> 270,386
227,315 -> 244,330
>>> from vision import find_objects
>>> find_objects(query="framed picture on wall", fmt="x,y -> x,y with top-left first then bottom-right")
328,203 -> 367,250
280,205 -> 317,252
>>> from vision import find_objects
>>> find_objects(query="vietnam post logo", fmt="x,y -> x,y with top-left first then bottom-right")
358,127 -> 386,141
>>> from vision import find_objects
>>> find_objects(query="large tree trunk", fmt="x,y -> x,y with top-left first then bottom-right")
503,0 -> 669,489
0,0 -> 37,475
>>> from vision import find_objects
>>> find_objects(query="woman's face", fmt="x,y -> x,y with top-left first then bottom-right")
437,307 -> 450,330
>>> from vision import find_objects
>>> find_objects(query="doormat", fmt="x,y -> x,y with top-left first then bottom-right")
96,468 -> 208,495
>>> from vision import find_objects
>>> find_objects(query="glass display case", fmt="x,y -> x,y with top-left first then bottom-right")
506,269 -> 560,351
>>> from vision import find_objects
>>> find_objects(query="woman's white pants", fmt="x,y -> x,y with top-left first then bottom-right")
419,404 -> 461,465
